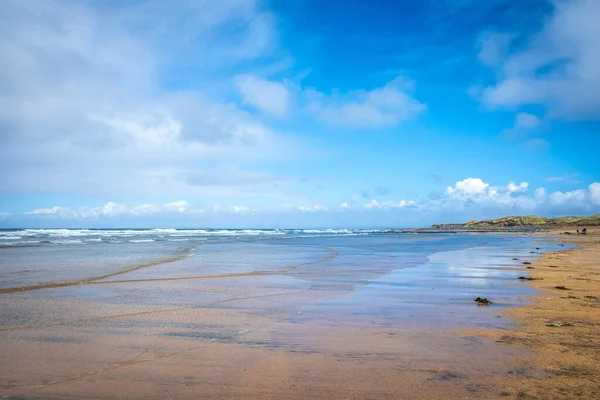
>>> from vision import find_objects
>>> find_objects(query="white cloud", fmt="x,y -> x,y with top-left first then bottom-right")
23,201 -> 205,220
545,173 -> 582,183
297,205 -> 328,213
587,182 -> 600,205
163,201 -> 189,213
235,74 -> 426,127
235,75 -> 290,116
478,0 -> 600,119
507,181 -> 529,193
441,178 -> 538,210
548,189 -> 587,206
364,200 -> 381,210
99,202 -> 128,217
364,200 -> 416,209
26,207 -> 70,216
305,76 -> 425,127
477,32 -> 513,67
534,187 -> 547,201
432,178 -> 599,216
231,206 -> 252,213
445,178 -> 489,199
130,204 -> 162,215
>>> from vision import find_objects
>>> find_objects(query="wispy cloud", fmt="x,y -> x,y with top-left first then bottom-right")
235,74 -> 291,116
476,0 -> 600,120
0,0 -> 296,200
477,32 -> 513,67
546,173 -> 582,184
304,76 -> 426,127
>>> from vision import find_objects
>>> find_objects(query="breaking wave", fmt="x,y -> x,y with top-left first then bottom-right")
0,228 -> 393,248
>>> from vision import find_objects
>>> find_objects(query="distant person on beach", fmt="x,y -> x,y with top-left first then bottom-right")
582,228 -> 587,234
577,229 -> 580,234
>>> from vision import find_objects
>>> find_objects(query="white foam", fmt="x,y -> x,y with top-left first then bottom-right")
0,228 -> 389,247
24,229 -> 90,237
51,239 -> 85,244
300,229 -> 353,234
0,235 -> 21,240
4,240 -> 43,246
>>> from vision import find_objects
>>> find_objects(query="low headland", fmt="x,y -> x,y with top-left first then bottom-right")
404,213 -> 600,233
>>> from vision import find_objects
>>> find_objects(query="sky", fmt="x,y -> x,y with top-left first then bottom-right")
0,0 -> 599,228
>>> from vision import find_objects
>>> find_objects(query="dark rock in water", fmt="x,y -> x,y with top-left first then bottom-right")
474,297 -> 492,305
523,262 -> 531,265
512,258 -> 519,260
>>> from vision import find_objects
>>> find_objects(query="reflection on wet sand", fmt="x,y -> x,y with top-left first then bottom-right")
0,234 -> 565,399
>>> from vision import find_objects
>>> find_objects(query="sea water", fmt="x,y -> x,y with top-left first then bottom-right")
0,229 -> 565,325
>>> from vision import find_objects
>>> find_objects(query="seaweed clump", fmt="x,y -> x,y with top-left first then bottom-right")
474,297 -> 493,306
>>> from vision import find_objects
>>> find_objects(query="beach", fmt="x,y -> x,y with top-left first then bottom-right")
1,229 -> 598,399
467,228 -> 600,399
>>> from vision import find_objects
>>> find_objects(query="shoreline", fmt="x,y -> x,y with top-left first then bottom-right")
465,228 -> 600,398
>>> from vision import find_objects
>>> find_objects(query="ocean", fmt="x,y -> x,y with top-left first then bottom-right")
0,228 -> 563,317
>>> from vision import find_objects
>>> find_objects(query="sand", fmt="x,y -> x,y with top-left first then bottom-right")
466,227 -> 600,399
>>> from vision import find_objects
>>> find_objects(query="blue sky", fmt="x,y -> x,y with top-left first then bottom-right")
0,0 -> 599,228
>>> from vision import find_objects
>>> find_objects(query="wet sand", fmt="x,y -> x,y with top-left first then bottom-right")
1,234 -> 594,399
466,228 -> 600,399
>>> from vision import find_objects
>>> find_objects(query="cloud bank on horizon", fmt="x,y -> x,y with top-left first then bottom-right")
4,178 -> 599,228
0,0 -> 599,228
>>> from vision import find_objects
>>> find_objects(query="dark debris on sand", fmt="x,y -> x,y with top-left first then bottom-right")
518,276 -> 541,281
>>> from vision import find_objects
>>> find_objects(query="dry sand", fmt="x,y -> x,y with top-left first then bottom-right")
466,227 -> 600,399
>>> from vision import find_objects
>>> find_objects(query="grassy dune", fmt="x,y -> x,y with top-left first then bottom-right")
430,214 -> 600,229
